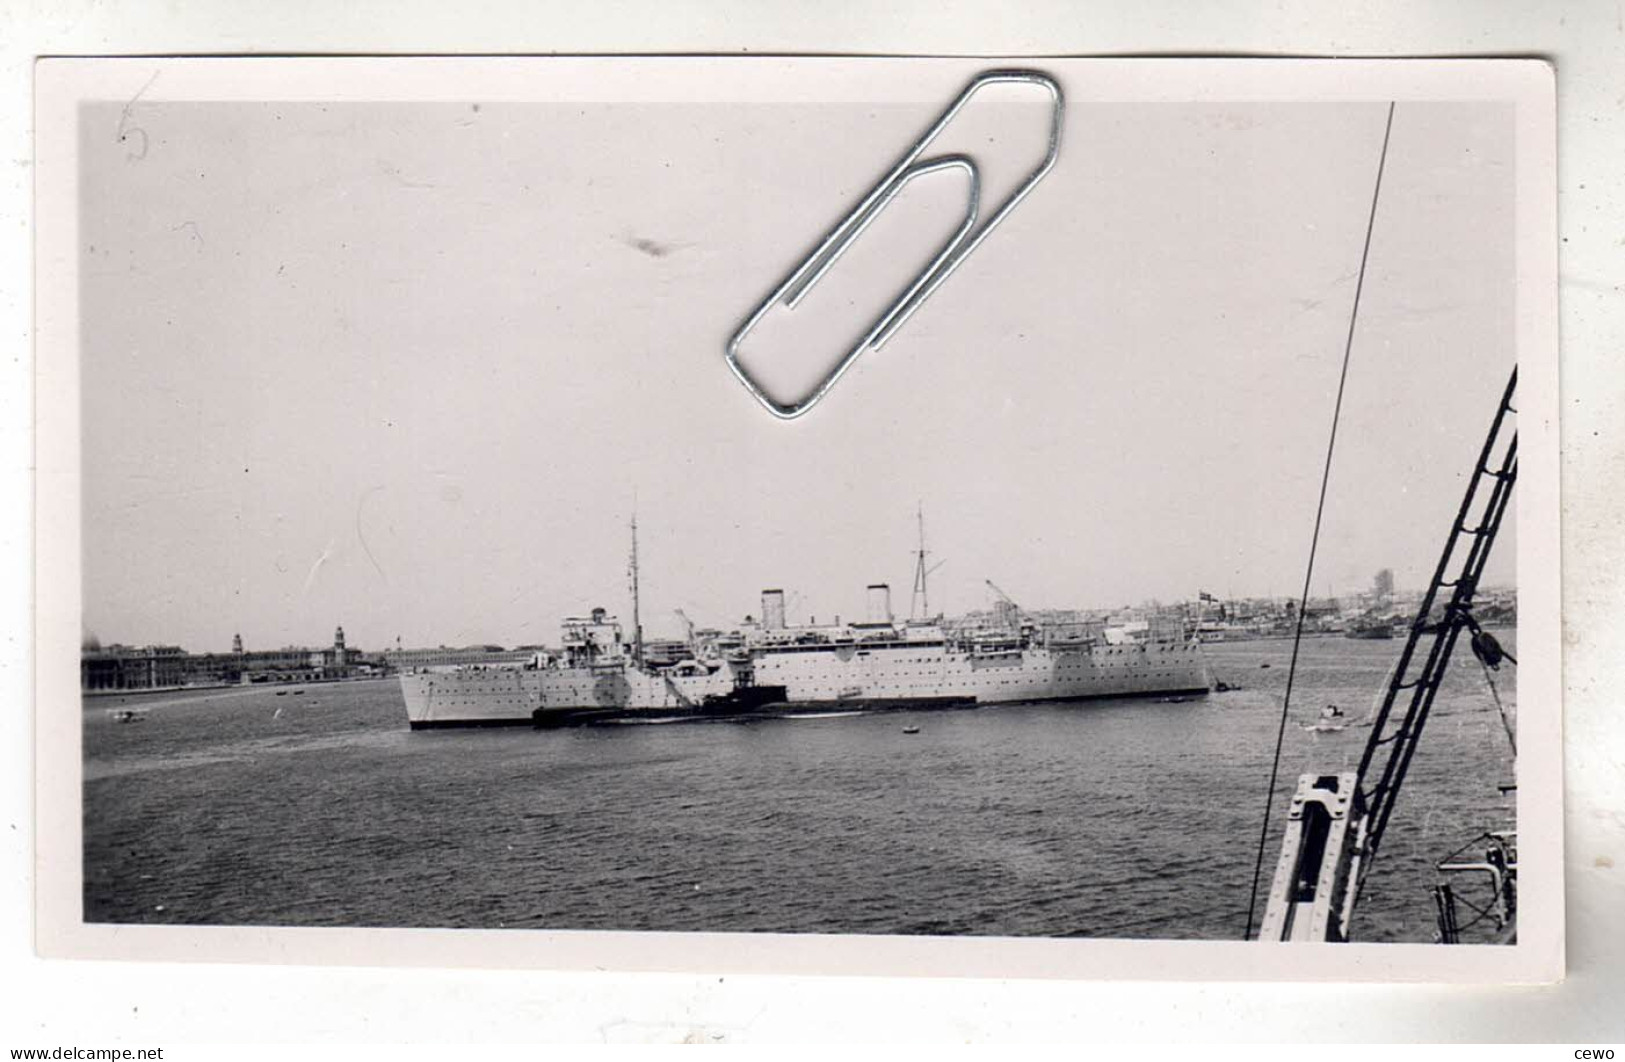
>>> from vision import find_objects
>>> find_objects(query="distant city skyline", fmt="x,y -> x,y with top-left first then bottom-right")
80,96 -> 1515,652
81,576 -> 1518,656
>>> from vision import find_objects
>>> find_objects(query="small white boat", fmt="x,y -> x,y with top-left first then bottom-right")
1306,703 -> 1348,732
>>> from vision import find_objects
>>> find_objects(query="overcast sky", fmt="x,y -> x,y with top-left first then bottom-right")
80,92 -> 1515,651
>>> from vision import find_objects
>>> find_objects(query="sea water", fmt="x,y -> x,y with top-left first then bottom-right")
82,635 -> 1518,941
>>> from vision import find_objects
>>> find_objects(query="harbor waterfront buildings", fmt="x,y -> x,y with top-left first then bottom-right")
378,646 -> 539,670
79,643 -> 190,692
80,625 -> 549,692
81,626 -> 371,691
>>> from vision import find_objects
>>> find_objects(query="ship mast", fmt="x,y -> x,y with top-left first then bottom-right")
910,502 -> 930,621
629,513 -> 643,667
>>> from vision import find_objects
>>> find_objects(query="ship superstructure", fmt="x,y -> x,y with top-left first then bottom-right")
399,605 -> 747,728
741,582 -> 1207,709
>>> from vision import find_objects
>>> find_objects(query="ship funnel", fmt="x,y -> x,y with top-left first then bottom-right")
866,583 -> 892,624
762,589 -> 786,631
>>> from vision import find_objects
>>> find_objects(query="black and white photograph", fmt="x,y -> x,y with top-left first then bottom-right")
32,57 -> 1560,981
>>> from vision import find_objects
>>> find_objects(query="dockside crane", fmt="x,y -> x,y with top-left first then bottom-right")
1255,369 -> 1518,943
985,579 -> 1024,631
674,608 -> 696,656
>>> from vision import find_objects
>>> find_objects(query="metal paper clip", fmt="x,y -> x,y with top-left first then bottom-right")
726,69 -> 1065,420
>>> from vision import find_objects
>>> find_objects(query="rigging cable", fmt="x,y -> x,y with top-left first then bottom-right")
1464,613 -> 1518,755
1242,102 -> 1396,941
1475,651 -> 1518,756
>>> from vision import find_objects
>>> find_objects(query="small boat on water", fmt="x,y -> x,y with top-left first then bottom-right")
1304,704 -> 1348,733
106,708 -> 148,723
902,725 -> 921,735
1346,617 -> 1396,640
